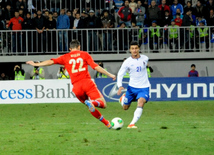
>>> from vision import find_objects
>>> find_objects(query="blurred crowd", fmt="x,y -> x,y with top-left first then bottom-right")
0,0 -> 213,53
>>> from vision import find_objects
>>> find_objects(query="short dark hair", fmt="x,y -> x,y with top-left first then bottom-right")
187,1 -> 192,4
191,64 -> 196,67
130,41 -> 139,47
70,40 -> 80,49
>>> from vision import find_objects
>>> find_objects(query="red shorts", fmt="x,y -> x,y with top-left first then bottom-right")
72,79 -> 103,103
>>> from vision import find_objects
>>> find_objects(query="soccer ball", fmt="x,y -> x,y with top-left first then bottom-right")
111,117 -> 124,130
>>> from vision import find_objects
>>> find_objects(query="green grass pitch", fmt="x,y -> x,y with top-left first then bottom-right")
0,101 -> 214,155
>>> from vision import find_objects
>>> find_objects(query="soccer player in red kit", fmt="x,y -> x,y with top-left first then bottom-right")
26,40 -> 116,129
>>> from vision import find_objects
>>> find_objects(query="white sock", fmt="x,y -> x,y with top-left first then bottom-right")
130,107 -> 143,125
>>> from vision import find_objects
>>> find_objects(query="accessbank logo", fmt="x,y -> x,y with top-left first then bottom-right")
0,80 -> 80,104
0,88 -> 33,100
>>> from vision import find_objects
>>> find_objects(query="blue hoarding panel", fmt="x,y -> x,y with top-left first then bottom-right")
95,77 -> 214,102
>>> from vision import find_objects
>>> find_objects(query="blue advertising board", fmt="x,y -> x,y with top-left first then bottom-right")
95,77 -> 214,102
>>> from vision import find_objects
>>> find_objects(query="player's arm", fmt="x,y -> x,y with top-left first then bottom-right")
26,60 -> 54,67
94,66 -> 116,80
117,62 -> 128,95
86,53 -> 116,80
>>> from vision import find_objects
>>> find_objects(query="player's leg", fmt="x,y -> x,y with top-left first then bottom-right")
128,87 -> 150,129
85,80 -> 106,108
83,80 -> 111,128
120,86 -> 134,110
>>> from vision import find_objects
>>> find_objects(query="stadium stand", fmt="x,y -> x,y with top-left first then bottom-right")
0,0 -> 214,55
0,0 -> 214,80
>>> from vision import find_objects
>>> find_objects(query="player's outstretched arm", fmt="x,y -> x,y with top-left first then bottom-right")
26,60 -> 54,67
94,66 -> 116,80
117,86 -> 125,95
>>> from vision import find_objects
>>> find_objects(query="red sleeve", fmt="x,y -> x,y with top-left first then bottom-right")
51,55 -> 65,65
85,53 -> 98,69
8,18 -> 12,27
118,6 -> 124,17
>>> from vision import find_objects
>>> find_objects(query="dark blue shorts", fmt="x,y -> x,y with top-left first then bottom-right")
123,86 -> 150,105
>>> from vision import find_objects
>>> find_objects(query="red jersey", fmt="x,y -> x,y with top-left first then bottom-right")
51,51 -> 98,84
174,18 -> 182,27
8,16 -> 24,30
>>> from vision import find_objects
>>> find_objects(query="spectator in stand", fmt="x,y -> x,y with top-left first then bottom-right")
70,12 -> 85,29
66,10 -> 73,29
181,9 -> 192,50
207,0 -> 214,13
66,10 -> 72,18
7,10 -> 24,53
147,0 -> 161,26
206,9 -> 214,26
161,10 -> 172,26
23,12 -> 34,52
22,0 -> 27,10
46,12 -> 56,29
23,12 -> 34,29
118,22 -> 129,51
207,9 -> 214,42
33,11 -> 37,18
16,0 -> 24,10
171,0 -> 184,18
43,10 -> 49,20
174,13 -> 183,26
129,0 -> 137,13
158,0 -> 170,19
100,10 -> 114,51
134,0 -> 146,27
196,20 -> 209,50
184,1 -> 195,15
34,9 -> 46,52
85,9 -> 100,51
72,8 -> 78,19
148,0 -> 161,6
196,15 -> 207,26
175,8 -> 183,19
168,19 -> 179,52
81,10 -> 89,21
71,11 -> 86,49
18,8 -> 24,18
188,64 -> 199,77
3,4 -> 14,21
118,0 -> 132,27
194,0 -> 207,18
57,8 -> 70,52
130,21 -> 140,41
53,11 -> 58,21
149,20 -> 163,53
46,12 -> 56,52
0,72 -> 10,80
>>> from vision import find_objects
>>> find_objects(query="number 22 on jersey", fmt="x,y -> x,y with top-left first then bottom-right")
69,58 -> 86,73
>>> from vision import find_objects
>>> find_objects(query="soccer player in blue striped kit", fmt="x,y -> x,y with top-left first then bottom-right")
117,41 -> 150,128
